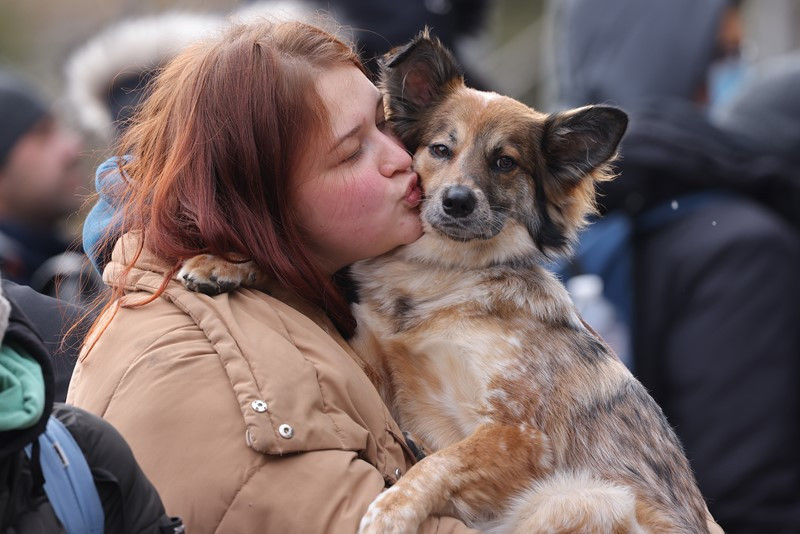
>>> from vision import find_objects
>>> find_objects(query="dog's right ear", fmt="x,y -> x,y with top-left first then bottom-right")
379,28 -> 464,151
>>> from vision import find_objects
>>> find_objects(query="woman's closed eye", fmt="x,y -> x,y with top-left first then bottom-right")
340,116 -> 389,165
341,146 -> 362,164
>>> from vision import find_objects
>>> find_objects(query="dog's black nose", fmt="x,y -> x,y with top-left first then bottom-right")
442,186 -> 476,218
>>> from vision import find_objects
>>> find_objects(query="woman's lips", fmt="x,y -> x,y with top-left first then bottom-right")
404,174 -> 423,208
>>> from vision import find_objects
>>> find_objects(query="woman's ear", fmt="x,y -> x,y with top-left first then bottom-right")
378,28 -> 464,151
542,105 -> 628,186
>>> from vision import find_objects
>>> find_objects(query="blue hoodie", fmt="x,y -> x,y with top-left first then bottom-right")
83,157 -> 129,275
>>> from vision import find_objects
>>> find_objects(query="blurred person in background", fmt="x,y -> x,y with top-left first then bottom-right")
62,0 -> 490,151
0,268 -> 181,533
303,0 -> 490,84
63,11 -> 224,148
0,69 -> 102,306
63,3 -> 317,152
551,0 -> 800,531
714,51 -> 800,198
0,70 -> 100,402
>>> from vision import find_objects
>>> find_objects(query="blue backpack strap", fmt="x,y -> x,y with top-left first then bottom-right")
25,416 -> 105,534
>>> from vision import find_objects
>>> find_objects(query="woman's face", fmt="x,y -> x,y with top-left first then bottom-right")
291,67 -> 423,274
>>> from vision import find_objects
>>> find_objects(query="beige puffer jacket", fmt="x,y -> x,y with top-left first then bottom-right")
67,234 -> 476,534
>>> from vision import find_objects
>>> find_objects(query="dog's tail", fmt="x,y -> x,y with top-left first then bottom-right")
489,471 -> 645,534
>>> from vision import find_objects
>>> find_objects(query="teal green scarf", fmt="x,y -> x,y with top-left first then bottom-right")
0,344 -> 44,431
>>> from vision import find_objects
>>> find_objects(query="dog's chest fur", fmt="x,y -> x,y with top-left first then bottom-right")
350,236 -> 625,455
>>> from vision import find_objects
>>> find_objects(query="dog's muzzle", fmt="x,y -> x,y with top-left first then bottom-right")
423,184 -> 504,241
442,185 -> 476,218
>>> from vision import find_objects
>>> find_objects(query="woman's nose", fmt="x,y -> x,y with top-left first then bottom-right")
379,130 -> 413,177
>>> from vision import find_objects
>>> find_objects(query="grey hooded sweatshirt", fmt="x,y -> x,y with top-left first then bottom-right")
552,1 -> 800,533
553,0 -> 799,228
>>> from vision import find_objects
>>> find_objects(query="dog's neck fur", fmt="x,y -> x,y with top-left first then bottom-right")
394,219 -> 544,271
353,221 -> 579,331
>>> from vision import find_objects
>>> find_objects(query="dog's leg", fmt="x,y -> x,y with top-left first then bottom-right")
358,423 -> 553,534
179,254 -> 268,295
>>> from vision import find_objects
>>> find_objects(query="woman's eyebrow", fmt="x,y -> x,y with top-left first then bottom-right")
331,93 -> 384,153
331,124 -> 361,152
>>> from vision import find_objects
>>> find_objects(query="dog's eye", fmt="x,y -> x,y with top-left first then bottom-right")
430,144 -> 451,158
494,156 -> 516,171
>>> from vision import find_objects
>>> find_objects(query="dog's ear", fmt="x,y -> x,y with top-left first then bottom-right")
530,106 -> 628,257
542,105 -> 628,186
379,28 -> 464,151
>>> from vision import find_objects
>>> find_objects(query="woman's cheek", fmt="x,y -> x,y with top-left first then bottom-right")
335,175 -> 388,224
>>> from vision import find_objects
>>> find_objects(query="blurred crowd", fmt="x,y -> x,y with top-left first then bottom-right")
1,0 -> 799,532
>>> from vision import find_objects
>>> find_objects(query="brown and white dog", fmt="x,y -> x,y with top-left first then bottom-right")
181,32 -> 713,534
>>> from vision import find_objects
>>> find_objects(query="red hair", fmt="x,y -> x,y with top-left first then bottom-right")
93,19 -> 364,338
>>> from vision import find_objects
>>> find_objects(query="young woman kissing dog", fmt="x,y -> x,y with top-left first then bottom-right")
68,20 -> 477,533
178,30 -> 725,534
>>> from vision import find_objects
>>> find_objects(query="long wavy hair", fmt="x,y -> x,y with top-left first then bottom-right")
88,19 -> 365,341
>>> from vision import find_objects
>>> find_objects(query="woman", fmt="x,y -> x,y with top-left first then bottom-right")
67,19 -> 473,533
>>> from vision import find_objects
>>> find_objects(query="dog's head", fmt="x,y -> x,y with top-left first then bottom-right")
379,31 -> 628,262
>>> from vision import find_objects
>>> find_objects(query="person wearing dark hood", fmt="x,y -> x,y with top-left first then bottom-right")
304,0 -> 490,85
551,0 -> 800,532
714,50 -> 800,186
0,279 -> 87,403
0,70 -> 106,402
0,71 -> 86,288
0,269 -> 181,532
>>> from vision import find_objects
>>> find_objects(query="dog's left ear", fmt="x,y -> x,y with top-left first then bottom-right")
379,28 -> 464,151
542,105 -> 628,186
531,105 -> 628,257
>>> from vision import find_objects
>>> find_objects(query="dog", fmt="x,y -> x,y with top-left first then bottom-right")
180,31 -> 713,534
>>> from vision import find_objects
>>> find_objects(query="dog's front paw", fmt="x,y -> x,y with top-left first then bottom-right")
179,254 -> 259,295
358,487 -> 422,534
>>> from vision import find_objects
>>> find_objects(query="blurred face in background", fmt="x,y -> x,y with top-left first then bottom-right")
701,4 -> 745,106
0,117 -> 84,227
718,4 -> 744,55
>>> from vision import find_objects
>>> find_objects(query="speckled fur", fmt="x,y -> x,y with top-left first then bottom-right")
352,32 -> 710,534
180,32 -> 711,534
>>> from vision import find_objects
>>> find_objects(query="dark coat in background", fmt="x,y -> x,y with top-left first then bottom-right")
0,283 -> 173,533
1,280 -> 86,402
553,0 -> 800,532
305,0 -> 490,85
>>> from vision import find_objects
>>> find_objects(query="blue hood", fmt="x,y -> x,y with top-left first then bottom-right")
555,0 -> 729,108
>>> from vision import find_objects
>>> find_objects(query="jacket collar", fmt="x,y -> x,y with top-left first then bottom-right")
103,232 -> 378,380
